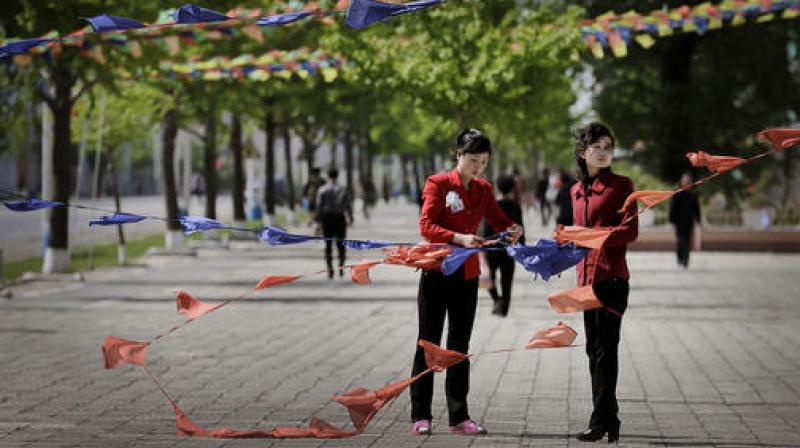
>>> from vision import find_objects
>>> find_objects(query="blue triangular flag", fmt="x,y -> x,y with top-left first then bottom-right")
85,14 -> 145,32
89,212 -> 146,226
3,198 -> 63,211
173,4 -> 229,23
441,247 -> 481,276
179,215 -> 229,235
506,240 -> 589,281
259,226 -> 319,245
345,0 -> 442,29
343,239 -> 397,250
257,11 -> 315,27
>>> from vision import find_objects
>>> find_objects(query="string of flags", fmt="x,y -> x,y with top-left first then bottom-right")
0,1 -> 444,65
582,0 -> 800,58
158,48 -> 346,82
5,128 -> 798,438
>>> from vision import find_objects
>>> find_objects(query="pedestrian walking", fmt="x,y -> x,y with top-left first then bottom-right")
410,128 -> 522,436
555,169 -> 576,226
570,122 -> 638,443
314,168 -> 353,279
535,168 -> 552,226
302,168 -> 325,214
669,173 -> 702,268
481,174 -> 525,317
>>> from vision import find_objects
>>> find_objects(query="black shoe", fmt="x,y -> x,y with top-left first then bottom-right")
576,426 -> 619,443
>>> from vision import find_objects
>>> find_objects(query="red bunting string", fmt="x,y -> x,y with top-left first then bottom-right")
99,127 -> 798,440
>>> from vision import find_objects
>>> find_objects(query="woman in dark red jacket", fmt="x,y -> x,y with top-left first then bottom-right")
410,129 -> 521,436
571,123 -> 638,443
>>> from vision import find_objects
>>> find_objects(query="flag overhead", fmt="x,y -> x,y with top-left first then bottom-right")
85,14 -> 145,32
345,0 -> 443,29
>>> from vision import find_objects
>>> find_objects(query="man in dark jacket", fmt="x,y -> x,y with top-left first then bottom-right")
481,175 -> 525,316
669,174 -> 702,268
315,168 -> 354,279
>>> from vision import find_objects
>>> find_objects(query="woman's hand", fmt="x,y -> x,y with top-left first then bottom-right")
506,224 -> 523,244
452,233 -> 485,247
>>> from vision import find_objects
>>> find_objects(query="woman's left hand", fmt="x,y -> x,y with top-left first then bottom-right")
506,224 -> 523,244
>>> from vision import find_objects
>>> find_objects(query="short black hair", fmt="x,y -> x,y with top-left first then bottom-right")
328,167 -> 339,179
456,128 -> 492,154
496,175 -> 515,194
573,122 -> 616,181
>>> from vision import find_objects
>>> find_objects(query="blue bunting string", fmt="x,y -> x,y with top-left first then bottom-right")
179,215 -> 229,235
2,198 -> 64,211
1,190 -> 588,280
89,212 -> 147,226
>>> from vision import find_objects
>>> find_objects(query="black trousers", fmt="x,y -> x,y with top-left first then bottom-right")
321,213 -> 346,276
583,278 -> 629,431
486,251 -> 515,316
410,267 -> 478,425
674,226 -> 692,267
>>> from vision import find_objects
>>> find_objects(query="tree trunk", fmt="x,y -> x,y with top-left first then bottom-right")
263,98 -> 276,219
400,155 -> 411,198
412,157 -> 422,199
44,63 -> 75,273
230,111 -> 246,222
282,117 -> 296,211
330,137 -> 338,168
657,36 -> 697,183
203,96 -> 217,219
162,108 -> 181,233
343,128 -> 354,200
107,149 -> 127,264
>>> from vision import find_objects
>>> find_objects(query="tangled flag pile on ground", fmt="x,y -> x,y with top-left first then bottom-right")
4,127 -> 799,438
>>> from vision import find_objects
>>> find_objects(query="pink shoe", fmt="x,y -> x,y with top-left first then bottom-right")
450,419 -> 487,435
412,419 -> 432,435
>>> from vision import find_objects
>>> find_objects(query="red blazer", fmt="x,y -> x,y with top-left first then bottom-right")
420,169 -> 517,280
571,168 -> 638,285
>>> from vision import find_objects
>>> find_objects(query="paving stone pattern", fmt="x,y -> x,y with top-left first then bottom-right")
2,203 -> 800,447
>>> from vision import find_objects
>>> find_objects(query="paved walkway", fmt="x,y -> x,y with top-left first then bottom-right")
2,203 -> 800,447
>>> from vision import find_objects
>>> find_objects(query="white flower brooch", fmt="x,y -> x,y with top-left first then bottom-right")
445,190 -> 465,213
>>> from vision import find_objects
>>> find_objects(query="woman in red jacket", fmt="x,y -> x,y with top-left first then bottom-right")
571,122 -> 638,443
410,129 -> 521,436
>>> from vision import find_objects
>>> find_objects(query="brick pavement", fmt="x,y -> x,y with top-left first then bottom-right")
1,203 -> 800,447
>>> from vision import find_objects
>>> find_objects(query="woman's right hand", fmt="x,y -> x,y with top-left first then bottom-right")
452,233 -> 485,247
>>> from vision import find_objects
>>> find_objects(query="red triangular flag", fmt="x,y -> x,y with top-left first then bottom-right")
175,290 -> 221,320
333,388 -> 380,430
174,403 -> 273,438
757,128 -> 800,151
686,150 -> 746,173
255,274 -> 302,290
526,321 -> 578,348
619,190 -> 674,212
350,260 -> 381,285
418,340 -> 469,372
102,336 -> 148,369
553,225 -> 613,249
547,285 -> 604,313
383,244 -> 451,270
